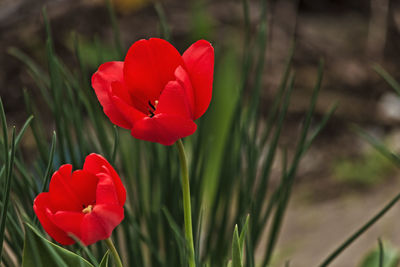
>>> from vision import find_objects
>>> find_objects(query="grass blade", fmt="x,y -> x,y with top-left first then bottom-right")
111,126 -> 119,165
105,0 -> 123,58
378,238 -> 384,267
154,2 -> 171,41
352,125 -> 400,165
231,225 -> 242,267
373,65 -> 400,96
239,214 -> 249,253
23,89 -> 48,163
0,98 -> 9,181
318,191 -> 400,267
41,132 -> 57,193
0,127 -> 16,259
262,60 -> 324,267
15,116 -> 34,148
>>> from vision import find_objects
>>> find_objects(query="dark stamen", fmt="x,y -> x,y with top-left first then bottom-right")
148,101 -> 156,111
148,108 -> 155,118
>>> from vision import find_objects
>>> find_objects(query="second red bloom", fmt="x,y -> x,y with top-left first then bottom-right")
33,154 -> 126,246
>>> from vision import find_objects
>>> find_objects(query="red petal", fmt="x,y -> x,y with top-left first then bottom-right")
48,165 -> 82,212
33,193 -> 75,245
95,173 -> 120,205
110,91 -> 146,127
58,164 -> 72,178
123,38 -> 184,107
156,78 -> 192,118
69,170 -> 98,207
174,66 -> 195,117
92,61 -> 132,129
130,114 -> 197,146
50,211 -> 84,244
83,154 -> 126,205
80,204 -> 124,245
182,40 -> 214,120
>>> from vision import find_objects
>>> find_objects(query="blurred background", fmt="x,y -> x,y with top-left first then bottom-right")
1,0 -> 400,266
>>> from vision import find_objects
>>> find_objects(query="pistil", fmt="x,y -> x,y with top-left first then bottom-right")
82,205 -> 93,214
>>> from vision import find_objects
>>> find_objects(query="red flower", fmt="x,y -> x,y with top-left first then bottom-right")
92,38 -> 214,145
33,154 -> 126,246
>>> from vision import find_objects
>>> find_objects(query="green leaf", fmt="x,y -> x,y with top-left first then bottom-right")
318,192 -> 400,267
239,215 -> 250,253
111,125 -> 119,165
105,0 -> 123,58
154,2 -> 171,41
352,125 -> 400,166
15,115 -> 34,148
359,240 -> 399,267
231,225 -> 242,267
99,251 -> 110,267
200,47 -> 240,209
41,131 -> 57,193
0,125 -> 16,259
22,223 -> 93,267
374,65 -> 400,96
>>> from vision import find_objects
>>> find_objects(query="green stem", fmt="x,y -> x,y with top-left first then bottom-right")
176,139 -> 195,267
104,237 -> 123,267
318,191 -> 400,267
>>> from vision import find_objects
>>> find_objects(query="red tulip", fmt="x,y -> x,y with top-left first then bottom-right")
92,38 -> 214,145
33,154 -> 126,246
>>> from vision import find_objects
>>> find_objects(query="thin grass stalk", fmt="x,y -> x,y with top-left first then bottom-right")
23,89 -> 49,163
246,0 -> 268,126
176,140 -> 195,267
251,74 -> 294,238
373,64 -> 400,95
352,125 -> 400,165
65,82 -> 86,161
262,60 -> 324,266
318,192 -> 400,267
154,2 -> 171,41
239,0 -> 253,96
0,99 -> 9,182
32,132 -> 56,228
42,9 -> 67,164
105,0 -> 124,58
7,48 -> 52,108
0,116 -> 33,177
40,132 -> 56,193
378,238 -> 384,267
252,75 -> 294,251
0,127 -> 16,260
111,126 -> 119,165
104,238 -> 123,267
260,42 -> 295,146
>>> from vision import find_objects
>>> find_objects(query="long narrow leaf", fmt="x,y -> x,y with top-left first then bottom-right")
374,65 -> 400,96
0,127 -> 16,259
41,132 -> 57,193
318,192 -> 400,266
231,225 -> 242,267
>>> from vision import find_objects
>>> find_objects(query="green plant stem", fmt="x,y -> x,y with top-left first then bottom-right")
176,139 -> 195,267
318,191 -> 400,267
104,237 -> 123,267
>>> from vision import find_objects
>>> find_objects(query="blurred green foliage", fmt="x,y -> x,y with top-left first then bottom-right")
333,148 -> 395,185
66,34 -> 119,71
22,223 -> 93,267
359,240 -> 400,267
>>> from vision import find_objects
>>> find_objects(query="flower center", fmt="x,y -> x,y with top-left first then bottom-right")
147,100 -> 159,117
82,205 -> 93,214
